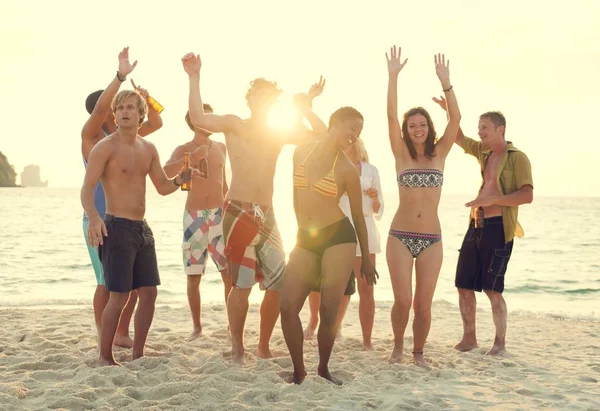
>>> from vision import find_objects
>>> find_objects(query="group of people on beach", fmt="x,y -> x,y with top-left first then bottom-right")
80,46 -> 533,385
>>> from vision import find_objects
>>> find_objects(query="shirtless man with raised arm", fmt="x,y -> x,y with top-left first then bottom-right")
182,52 -> 328,365
164,104 -> 231,338
82,47 -> 163,350
82,70 -> 194,366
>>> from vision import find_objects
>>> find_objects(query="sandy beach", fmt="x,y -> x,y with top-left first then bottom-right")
1,301 -> 598,410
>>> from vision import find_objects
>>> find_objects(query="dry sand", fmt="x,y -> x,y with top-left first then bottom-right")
1,300 -> 598,410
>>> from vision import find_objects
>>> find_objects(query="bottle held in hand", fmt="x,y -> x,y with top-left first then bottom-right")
199,158 -> 208,179
474,206 -> 485,229
181,153 -> 192,191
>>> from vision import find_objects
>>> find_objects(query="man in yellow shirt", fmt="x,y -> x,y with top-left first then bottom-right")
445,108 -> 533,356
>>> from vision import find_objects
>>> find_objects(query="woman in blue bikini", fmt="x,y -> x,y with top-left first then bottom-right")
385,45 -> 461,366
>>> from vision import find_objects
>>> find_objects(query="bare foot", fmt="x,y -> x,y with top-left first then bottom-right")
486,343 -> 505,356
231,351 -> 245,366
98,356 -> 120,366
453,340 -> 479,352
318,367 -> 342,386
188,327 -> 202,340
288,370 -> 307,384
388,344 -> 403,364
113,334 -> 134,349
132,351 -> 144,361
303,321 -> 318,340
362,341 -> 374,351
413,352 -> 429,368
256,347 -> 274,359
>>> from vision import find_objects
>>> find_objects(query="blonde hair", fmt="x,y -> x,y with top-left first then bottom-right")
353,138 -> 369,162
112,90 -> 148,125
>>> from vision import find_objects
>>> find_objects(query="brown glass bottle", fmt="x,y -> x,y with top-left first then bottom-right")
147,96 -> 164,114
180,153 -> 192,191
474,206 -> 485,229
199,158 -> 208,179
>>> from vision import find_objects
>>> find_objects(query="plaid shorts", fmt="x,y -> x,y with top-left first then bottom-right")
222,200 -> 286,290
182,208 -> 228,275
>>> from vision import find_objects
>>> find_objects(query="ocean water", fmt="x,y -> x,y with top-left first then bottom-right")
0,187 -> 598,318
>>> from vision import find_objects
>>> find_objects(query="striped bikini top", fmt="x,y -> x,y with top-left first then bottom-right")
293,147 -> 340,198
397,168 -> 444,188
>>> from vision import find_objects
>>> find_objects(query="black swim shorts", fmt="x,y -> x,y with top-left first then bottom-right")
98,214 -> 161,292
455,216 -> 513,294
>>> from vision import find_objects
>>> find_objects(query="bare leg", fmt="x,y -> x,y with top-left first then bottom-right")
98,291 -> 129,366
412,242 -> 443,367
484,290 -> 507,355
280,247 -> 320,384
93,285 -> 109,349
186,275 -> 203,338
454,288 -> 479,351
221,269 -> 232,336
317,243 -> 355,385
355,255 -> 375,350
132,286 -> 158,360
227,279 -> 251,366
114,290 -> 137,348
221,269 -> 232,304
386,237 -> 414,364
257,289 -> 280,358
303,292 -> 320,340
335,295 -> 351,339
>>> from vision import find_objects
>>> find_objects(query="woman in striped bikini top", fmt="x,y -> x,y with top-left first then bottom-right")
293,146 -> 340,198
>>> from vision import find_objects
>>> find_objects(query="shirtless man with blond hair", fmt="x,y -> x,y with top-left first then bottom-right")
182,51 -> 327,365
82,49 -> 195,365
82,47 -> 163,350
164,104 -> 232,338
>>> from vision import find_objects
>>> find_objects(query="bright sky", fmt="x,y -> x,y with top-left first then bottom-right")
1,0 -> 599,197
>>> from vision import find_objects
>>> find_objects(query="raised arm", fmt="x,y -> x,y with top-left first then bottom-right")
81,140 -> 113,247
432,54 -> 461,157
131,80 -> 163,137
432,95 -> 466,146
182,53 -> 239,133
82,47 -> 137,148
386,45 -> 408,159
149,144 -> 184,196
343,165 -> 379,286
281,77 -> 329,145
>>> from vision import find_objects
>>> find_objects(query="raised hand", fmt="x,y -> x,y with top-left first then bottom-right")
386,45 -> 408,75
431,95 -> 448,111
434,53 -> 450,85
181,52 -> 202,75
307,75 -> 326,100
130,79 -> 149,99
118,47 -> 138,78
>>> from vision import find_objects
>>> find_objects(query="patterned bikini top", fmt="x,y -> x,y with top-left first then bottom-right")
293,147 -> 340,198
397,168 -> 444,188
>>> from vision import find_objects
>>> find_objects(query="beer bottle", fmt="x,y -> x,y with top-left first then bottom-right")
199,158 -> 209,179
147,96 -> 164,114
474,206 -> 485,229
180,153 -> 192,191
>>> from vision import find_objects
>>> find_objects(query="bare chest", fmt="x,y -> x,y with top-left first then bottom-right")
108,147 -> 152,177
482,155 -> 501,185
